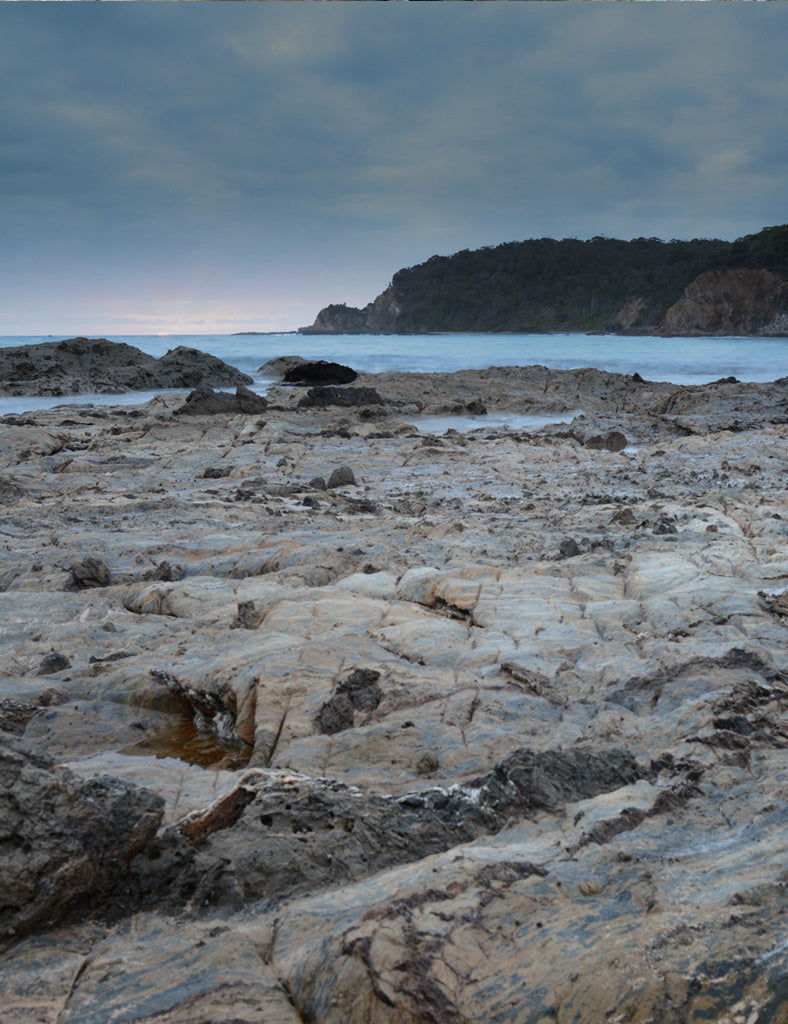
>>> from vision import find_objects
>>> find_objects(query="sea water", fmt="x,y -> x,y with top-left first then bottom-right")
0,332 -> 786,418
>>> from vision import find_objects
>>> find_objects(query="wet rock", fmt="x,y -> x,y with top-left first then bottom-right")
327,466 -> 356,488
70,555 -> 109,589
283,360 -> 358,386
466,399 -> 487,415
0,732 -> 163,949
308,475 -> 327,491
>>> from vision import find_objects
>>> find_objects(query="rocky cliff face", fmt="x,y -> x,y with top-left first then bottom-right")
660,267 -> 788,336
301,288 -> 401,335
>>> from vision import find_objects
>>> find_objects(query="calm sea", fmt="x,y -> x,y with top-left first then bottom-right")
0,332 -> 786,417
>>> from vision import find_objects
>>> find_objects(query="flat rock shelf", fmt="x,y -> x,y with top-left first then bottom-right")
2,363 -> 788,1023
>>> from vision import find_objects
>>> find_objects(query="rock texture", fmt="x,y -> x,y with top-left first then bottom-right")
0,731 -> 163,950
0,338 -> 253,397
2,363 -> 788,1021
661,267 -> 788,336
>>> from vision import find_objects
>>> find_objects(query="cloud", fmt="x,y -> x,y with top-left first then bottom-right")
0,3 -> 786,333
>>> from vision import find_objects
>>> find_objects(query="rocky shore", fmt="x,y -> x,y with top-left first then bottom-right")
2,355 -> 788,1022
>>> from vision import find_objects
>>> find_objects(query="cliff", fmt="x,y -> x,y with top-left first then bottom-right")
661,267 -> 788,336
300,224 -> 788,336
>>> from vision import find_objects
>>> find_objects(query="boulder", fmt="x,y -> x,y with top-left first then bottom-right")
0,339 -> 252,398
176,384 -> 268,416
70,555 -> 110,589
327,466 -> 356,488
282,360 -> 358,386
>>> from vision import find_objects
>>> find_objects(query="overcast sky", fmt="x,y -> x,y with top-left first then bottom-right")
1,2 -> 786,336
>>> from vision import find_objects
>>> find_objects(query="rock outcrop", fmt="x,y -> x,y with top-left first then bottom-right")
0,731 -> 163,949
2,363 -> 788,1021
661,267 -> 788,336
0,337 -> 252,397
300,290 -> 401,335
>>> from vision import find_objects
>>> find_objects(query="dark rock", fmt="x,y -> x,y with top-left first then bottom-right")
327,466 -> 356,489
282,360 -> 358,386
558,538 -> 582,559
0,731 -> 163,950
233,601 -> 265,631
586,430 -> 628,452
70,555 -> 110,589
466,399 -> 487,415
298,386 -> 384,409
257,355 -> 307,377
314,669 -> 383,735
314,692 -> 355,735
652,515 -> 678,535
176,384 -> 267,416
118,746 -> 639,915
308,476 -> 327,491
337,668 -> 382,711
0,699 -> 39,735
0,339 -> 252,398
37,652 -> 71,676
200,466 -> 233,479
416,753 -> 440,776
148,561 -> 184,582
152,347 -> 253,390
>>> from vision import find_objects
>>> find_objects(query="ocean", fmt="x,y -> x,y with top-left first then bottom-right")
0,332 -> 786,418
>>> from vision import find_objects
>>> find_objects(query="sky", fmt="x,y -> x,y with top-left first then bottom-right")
0,2 -> 786,336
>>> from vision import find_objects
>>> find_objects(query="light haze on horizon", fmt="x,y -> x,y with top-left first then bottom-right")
0,3 -> 786,336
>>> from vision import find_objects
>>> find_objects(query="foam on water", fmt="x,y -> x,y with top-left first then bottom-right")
412,409 -> 584,435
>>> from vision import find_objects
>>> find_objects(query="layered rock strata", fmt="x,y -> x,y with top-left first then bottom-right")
1,364 -> 788,1021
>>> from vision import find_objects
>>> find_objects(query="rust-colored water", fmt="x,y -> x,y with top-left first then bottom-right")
122,712 -> 251,770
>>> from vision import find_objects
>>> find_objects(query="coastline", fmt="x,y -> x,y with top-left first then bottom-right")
2,360 -> 788,1020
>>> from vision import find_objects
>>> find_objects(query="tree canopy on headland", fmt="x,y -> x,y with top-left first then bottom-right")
302,224 -> 788,336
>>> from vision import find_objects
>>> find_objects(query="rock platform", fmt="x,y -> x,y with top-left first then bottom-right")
1,363 -> 788,1022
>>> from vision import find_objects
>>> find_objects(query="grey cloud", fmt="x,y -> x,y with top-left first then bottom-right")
0,3 -> 786,333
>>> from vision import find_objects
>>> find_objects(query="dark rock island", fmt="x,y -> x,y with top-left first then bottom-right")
301,222 -> 788,336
